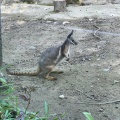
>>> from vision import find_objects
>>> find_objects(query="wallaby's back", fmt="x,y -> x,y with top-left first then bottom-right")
38,45 -> 64,69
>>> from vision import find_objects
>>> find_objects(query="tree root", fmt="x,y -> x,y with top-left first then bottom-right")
93,25 -> 102,40
71,100 -> 120,105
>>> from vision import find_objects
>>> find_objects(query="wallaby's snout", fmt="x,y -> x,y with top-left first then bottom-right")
74,40 -> 77,45
72,37 -> 77,45
70,37 -> 77,45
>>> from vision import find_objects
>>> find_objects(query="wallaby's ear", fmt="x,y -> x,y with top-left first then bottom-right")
67,30 -> 74,38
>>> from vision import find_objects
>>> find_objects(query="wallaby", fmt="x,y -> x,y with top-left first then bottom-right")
6,30 -> 77,80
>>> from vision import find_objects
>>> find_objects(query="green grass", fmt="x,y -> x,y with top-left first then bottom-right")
0,66 -> 65,120
83,112 -> 94,120
0,66 -> 95,119
20,0 -> 34,4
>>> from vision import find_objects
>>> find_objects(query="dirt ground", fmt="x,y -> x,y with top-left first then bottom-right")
2,15 -> 120,120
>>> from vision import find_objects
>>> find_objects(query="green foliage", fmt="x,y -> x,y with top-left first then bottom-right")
0,79 -> 14,95
0,75 -> 17,119
0,66 -> 64,120
0,64 -> 13,72
1,66 -> 94,120
83,112 -> 94,120
66,0 -> 80,4
20,0 -> 34,4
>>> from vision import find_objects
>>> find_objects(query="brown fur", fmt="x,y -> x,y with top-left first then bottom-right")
6,67 -> 40,76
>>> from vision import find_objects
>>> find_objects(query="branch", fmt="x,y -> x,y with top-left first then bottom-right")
93,25 -> 102,40
71,100 -> 120,105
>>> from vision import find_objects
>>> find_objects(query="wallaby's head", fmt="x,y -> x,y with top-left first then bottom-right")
67,30 -> 77,45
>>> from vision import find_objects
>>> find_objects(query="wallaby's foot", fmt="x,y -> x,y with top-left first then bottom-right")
66,58 -> 70,61
51,70 -> 64,74
45,76 -> 57,81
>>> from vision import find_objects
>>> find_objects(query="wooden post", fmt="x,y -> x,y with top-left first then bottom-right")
0,2 -> 2,67
54,0 -> 66,12
79,0 -> 83,5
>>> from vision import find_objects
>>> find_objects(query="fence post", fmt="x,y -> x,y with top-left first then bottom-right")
0,2 -> 2,67
54,0 -> 66,12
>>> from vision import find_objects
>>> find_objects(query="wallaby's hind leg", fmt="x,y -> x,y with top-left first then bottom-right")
45,72 -> 57,80
44,65 -> 57,80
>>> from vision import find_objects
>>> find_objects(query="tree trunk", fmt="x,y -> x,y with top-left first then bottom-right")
0,2 -> 2,67
54,0 -> 66,12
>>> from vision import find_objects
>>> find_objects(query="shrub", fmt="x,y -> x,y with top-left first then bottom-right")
20,0 -> 34,4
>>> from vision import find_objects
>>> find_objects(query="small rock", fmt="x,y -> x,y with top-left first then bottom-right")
29,46 -> 36,50
46,21 -> 52,23
59,95 -> 65,99
97,58 -> 100,61
103,68 -> 110,72
96,45 -> 102,49
63,21 -> 70,25
82,58 -> 86,61
54,21 -> 59,25
113,80 -> 119,84
82,57 -> 91,61
90,85 -> 93,88
89,18 -> 93,21
17,20 -> 25,25
98,108 -> 104,112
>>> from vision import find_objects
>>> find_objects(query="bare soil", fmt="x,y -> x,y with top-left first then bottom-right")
2,16 -> 120,120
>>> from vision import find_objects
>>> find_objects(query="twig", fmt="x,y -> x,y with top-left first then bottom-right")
71,100 -> 120,105
25,87 -> 33,113
93,25 -> 102,40
25,94 -> 31,113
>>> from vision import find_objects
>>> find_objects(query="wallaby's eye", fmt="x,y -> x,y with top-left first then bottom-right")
71,39 -> 74,42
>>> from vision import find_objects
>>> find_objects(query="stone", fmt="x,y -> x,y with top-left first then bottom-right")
54,0 -> 66,12
59,95 -> 65,99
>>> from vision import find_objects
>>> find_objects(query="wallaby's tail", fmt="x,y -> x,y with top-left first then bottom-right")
6,68 -> 41,76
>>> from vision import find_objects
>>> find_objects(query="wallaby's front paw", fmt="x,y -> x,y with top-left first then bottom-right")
66,58 -> 72,65
66,58 -> 70,61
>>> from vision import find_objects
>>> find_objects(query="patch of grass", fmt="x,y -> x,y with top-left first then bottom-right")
1,66 -> 95,120
40,3 -> 53,6
0,66 -> 64,120
20,0 -> 34,4
83,112 -> 94,120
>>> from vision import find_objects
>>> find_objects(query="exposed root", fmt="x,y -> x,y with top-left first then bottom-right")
71,100 -> 120,105
93,25 -> 102,40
